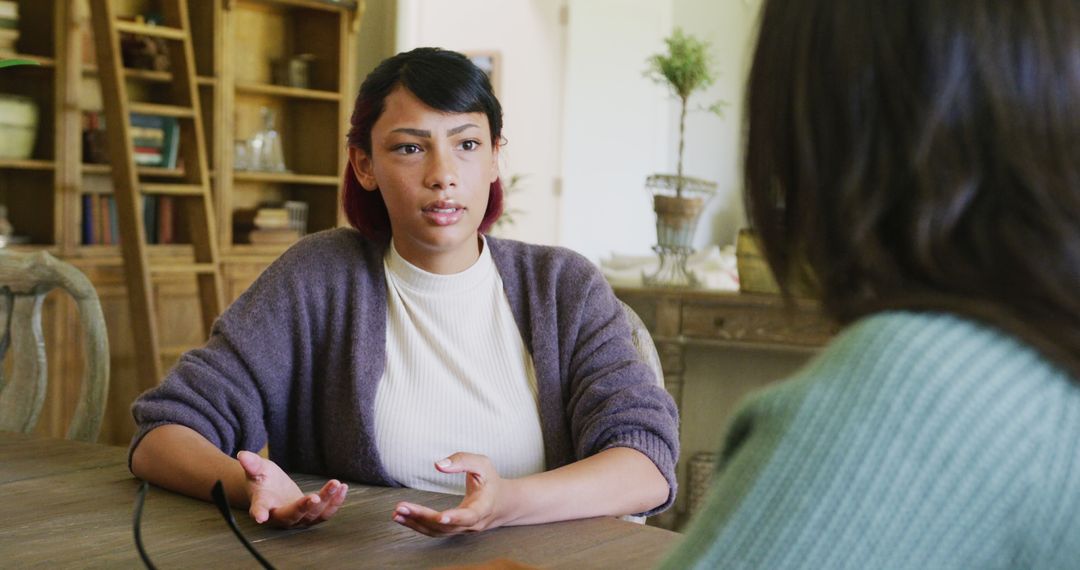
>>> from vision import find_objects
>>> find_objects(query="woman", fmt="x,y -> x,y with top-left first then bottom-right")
661,0 -> 1080,567
130,47 -> 678,536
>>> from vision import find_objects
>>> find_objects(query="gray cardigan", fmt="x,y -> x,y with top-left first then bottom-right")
131,229 -> 679,514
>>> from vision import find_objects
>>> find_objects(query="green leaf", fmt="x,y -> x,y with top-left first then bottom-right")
644,28 -> 718,99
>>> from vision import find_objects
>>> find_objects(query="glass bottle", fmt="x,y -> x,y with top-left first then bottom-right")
252,106 -> 287,172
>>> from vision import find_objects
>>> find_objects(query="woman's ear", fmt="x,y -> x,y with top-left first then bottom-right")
348,147 -> 378,191
489,140 -> 501,184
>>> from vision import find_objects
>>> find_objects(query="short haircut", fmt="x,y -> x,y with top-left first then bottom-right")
342,47 -> 504,241
744,0 -> 1080,376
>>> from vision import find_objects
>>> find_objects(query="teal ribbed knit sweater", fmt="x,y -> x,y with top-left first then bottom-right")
661,311 -> 1080,569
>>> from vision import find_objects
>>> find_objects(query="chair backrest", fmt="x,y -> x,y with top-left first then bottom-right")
618,300 -> 664,388
616,300 -> 664,525
0,251 -> 109,441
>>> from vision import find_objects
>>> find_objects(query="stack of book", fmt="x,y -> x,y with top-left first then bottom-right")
0,1 -> 19,55
235,206 -> 301,245
131,113 -> 180,167
81,111 -> 181,168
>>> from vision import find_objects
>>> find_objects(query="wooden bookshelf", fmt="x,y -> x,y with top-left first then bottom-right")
0,159 -> 57,170
5,0 -> 358,445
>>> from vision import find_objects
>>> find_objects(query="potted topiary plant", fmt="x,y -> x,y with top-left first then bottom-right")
643,28 -> 723,287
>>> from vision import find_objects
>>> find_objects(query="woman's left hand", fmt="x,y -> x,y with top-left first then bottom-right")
392,452 -> 515,537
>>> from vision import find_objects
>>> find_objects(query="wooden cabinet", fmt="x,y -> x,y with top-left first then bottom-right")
614,286 -> 836,409
2,0 -> 359,444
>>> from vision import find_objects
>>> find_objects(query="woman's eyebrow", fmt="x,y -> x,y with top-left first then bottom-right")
447,123 -> 480,136
391,128 -> 431,137
388,123 -> 478,138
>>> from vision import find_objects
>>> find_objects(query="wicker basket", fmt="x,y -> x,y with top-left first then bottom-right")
736,229 -> 817,297
688,452 -> 719,515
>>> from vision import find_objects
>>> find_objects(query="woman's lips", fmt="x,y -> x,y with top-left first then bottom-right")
422,202 -> 465,226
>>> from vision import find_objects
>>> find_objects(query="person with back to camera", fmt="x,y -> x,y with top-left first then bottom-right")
128,47 -> 679,536
660,0 -> 1080,567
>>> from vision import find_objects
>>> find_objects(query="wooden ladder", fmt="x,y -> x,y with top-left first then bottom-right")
88,0 -> 224,386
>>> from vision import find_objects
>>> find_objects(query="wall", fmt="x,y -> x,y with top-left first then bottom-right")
556,0 -> 763,261
557,0 -> 673,262
355,0 -> 398,92
672,0 -> 762,250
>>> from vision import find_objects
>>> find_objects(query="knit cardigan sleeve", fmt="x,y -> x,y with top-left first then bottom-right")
564,262 -> 681,515
128,239 -> 324,460
488,238 -> 680,516
128,229 -> 389,481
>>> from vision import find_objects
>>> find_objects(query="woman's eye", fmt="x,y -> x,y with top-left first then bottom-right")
460,140 -> 480,151
394,144 -> 422,155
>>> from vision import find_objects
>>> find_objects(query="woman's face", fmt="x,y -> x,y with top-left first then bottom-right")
349,86 -> 499,274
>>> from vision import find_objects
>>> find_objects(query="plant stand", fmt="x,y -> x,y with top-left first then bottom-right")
645,243 -> 699,287
643,174 -> 715,288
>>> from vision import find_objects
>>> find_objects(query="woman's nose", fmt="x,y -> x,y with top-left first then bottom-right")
424,150 -> 457,190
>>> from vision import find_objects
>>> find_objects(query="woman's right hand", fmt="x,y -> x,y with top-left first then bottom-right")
236,450 -> 349,528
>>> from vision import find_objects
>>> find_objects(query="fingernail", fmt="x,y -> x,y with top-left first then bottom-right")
393,515 -> 405,524
440,515 -> 450,524
397,506 -> 410,515
436,458 -> 452,468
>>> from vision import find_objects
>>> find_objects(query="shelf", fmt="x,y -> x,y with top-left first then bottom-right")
74,244 -> 198,259
0,159 -> 56,171
236,82 -> 341,101
241,0 -> 358,12
225,244 -> 293,257
233,171 -> 339,185
81,165 -> 219,179
82,66 -> 217,87
3,244 -> 59,254
1,54 -> 56,68
82,164 -> 184,178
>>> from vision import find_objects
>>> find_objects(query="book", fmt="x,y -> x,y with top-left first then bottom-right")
109,197 -> 120,245
81,194 -> 94,245
99,195 -> 112,245
142,195 -> 157,244
158,196 -> 174,244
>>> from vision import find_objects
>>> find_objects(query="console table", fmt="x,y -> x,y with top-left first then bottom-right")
613,286 -> 836,410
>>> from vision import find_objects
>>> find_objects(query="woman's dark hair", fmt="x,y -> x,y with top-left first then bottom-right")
744,0 -> 1080,377
342,47 -> 504,240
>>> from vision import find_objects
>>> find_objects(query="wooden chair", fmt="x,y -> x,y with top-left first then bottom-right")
617,300 -> 665,525
0,251 -> 109,441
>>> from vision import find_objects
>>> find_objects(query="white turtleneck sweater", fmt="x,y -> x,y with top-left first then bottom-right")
373,237 -> 546,494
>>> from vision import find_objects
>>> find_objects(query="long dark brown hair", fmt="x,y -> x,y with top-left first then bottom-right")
744,0 -> 1080,378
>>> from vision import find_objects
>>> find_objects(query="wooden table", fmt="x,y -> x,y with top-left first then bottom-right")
0,432 -> 681,568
